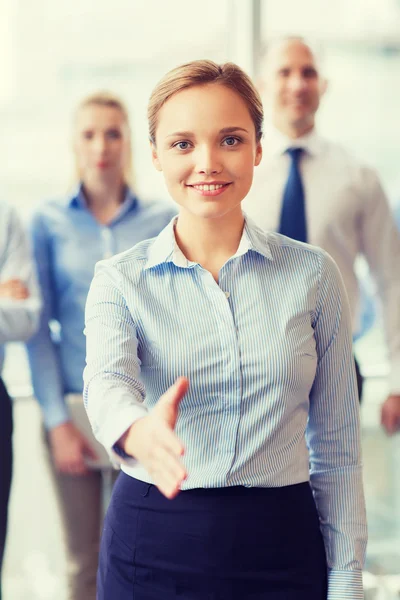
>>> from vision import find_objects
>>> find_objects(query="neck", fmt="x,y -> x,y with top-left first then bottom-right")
273,116 -> 315,140
175,207 -> 244,280
82,176 -> 126,210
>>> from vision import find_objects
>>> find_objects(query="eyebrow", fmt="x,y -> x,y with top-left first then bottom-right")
166,126 -> 250,138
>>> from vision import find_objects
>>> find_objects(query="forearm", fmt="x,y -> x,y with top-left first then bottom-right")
360,172 -> 400,392
83,374 -> 148,452
84,261 -> 150,463
26,330 -> 69,429
310,464 -> 366,598
0,298 -> 41,344
380,282 -> 400,393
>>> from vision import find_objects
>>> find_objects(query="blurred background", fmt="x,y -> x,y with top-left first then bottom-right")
1,0 -> 399,597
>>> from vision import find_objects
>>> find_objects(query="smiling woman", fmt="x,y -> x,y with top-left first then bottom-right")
83,60 -> 367,600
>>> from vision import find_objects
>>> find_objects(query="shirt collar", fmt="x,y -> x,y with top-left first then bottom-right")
264,125 -> 324,158
144,214 -> 273,271
68,183 -> 138,221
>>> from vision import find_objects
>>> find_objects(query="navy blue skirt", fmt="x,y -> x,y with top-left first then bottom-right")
98,473 -> 327,599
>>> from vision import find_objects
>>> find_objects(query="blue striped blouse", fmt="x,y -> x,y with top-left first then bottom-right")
84,216 -> 367,599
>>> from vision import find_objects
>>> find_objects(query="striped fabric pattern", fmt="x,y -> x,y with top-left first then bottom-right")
84,216 -> 367,598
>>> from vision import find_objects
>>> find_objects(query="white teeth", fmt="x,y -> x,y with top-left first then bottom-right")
193,184 -> 225,191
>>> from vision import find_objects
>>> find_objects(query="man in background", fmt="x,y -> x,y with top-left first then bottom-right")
0,201 -> 41,599
244,36 -> 400,433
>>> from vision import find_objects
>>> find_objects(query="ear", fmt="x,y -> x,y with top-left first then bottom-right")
256,77 -> 265,96
320,78 -> 328,97
150,142 -> 162,172
71,134 -> 78,154
254,141 -> 262,167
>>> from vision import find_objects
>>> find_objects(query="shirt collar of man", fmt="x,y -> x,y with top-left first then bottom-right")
264,125 -> 324,159
144,215 -> 273,271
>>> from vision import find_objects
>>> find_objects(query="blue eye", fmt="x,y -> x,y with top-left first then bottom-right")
223,136 -> 239,146
173,141 -> 191,150
106,129 -> 122,140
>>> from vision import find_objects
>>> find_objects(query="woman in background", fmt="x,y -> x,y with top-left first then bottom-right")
26,91 -> 176,600
84,62 -> 367,599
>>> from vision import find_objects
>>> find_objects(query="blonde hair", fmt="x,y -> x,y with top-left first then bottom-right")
73,91 -> 134,187
148,60 -> 263,144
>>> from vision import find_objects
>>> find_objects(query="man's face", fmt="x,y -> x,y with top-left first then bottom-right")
264,40 -> 327,137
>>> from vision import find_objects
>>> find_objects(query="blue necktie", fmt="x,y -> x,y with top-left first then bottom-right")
278,147 -> 307,243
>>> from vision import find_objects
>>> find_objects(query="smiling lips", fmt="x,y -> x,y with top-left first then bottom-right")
188,182 -> 231,197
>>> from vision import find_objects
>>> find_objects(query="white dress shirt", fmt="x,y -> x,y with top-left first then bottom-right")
243,127 -> 400,393
0,202 -> 41,373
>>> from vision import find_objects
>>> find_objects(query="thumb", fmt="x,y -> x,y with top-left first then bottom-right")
82,438 -> 99,460
157,377 -> 189,427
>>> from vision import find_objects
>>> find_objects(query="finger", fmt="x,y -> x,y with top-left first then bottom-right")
13,291 -> 28,300
152,468 -> 182,500
170,377 -> 189,403
58,460 -> 87,475
83,441 -> 99,461
3,279 -> 19,287
381,409 -> 396,435
150,445 -> 187,483
157,377 -> 189,427
15,286 -> 29,296
156,423 -> 185,457
387,416 -> 397,435
159,377 -> 189,408
70,456 -> 89,475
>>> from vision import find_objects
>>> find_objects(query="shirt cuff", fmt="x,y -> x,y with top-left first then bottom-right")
328,569 -> 363,599
41,398 -> 70,430
92,402 -> 148,468
388,362 -> 400,395
112,442 -> 133,460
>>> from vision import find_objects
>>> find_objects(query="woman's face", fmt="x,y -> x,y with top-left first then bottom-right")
151,83 -> 262,221
74,104 -> 130,185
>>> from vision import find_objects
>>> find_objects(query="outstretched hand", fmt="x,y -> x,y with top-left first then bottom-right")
121,377 -> 189,499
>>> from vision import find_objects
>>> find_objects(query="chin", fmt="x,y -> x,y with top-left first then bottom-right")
291,108 -> 313,123
195,204 -> 241,221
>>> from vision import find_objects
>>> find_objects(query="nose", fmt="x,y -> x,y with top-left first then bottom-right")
93,134 -> 108,154
195,145 -> 222,175
288,74 -> 308,93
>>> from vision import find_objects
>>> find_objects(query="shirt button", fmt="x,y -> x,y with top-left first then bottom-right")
224,291 -> 230,299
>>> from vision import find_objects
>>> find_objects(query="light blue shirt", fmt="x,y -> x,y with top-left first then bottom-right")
84,216 -> 367,599
26,185 -> 177,428
0,202 -> 41,373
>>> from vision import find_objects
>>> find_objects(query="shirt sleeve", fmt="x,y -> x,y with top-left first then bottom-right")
358,167 -> 400,394
306,251 -> 367,600
25,212 -> 69,429
0,207 -> 41,344
83,260 -> 148,465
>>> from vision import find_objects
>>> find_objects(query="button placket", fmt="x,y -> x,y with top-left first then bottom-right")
196,268 -> 242,461
101,227 -> 113,259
